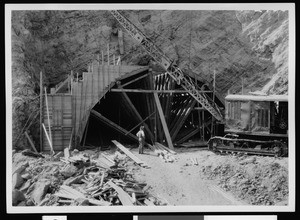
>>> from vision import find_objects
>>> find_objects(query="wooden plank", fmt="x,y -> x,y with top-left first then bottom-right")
24,131 -> 38,153
111,140 -> 145,165
107,43 -> 110,65
155,142 -> 176,155
117,66 -> 149,81
107,180 -> 133,206
82,117 -> 90,147
153,93 -> 174,150
44,87 -> 52,142
149,71 -> 156,141
120,73 -> 149,88
42,123 -> 55,154
53,75 -> 71,94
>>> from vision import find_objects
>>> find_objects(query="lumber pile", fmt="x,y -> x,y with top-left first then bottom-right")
12,144 -> 170,206
153,142 -> 177,163
54,149 -> 158,206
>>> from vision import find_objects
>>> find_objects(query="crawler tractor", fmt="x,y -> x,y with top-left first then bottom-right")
208,94 -> 288,157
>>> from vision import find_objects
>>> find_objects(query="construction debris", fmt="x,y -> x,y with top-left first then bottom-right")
21,149 -> 44,158
112,140 -> 150,168
190,157 -> 198,166
153,142 -> 176,163
12,145 -> 165,206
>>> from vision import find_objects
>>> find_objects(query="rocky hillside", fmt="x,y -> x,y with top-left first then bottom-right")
11,10 -> 289,149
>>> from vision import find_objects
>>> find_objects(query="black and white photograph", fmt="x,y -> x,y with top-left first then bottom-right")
5,3 -> 295,213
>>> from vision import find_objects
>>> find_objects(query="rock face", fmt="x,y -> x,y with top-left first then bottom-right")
11,10 -> 289,146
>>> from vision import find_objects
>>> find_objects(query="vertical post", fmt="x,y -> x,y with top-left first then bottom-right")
213,69 -> 216,100
97,54 -> 100,66
39,71 -> 43,152
101,50 -> 104,65
61,94 -> 64,149
70,71 -> 73,94
107,44 -> 110,65
113,54 -> 116,66
42,123 -> 54,154
195,73 -> 201,141
241,77 -> 244,95
118,105 -> 121,142
77,72 -> 79,82
44,87 -> 52,145
154,93 -> 174,150
210,70 -> 216,137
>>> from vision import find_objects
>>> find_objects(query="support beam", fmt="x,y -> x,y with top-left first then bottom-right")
42,123 -> 55,154
125,111 -> 156,135
120,73 -> 149,88
39,71 -> 43,152
110,88 -> 212,93
119,89 -> 155,141
175,127 -> 201,144
169,97 -> 191,129
24,131 -> 38,153
91,110 -> 155,151
82,117 -> 90,147
53,75 -> 71,94
118,67 -> 149,80
171,99 -> 197,141
153,93 -> 174,150
91,110 -> 137,141
44,87 -> 52,143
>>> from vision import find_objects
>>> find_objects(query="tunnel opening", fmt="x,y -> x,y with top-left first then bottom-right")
79,68 -> 225,150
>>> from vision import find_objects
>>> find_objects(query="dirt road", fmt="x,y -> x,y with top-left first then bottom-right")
131,147 -> 246,206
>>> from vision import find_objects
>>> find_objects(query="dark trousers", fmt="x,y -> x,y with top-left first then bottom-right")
139,138 -> 145,154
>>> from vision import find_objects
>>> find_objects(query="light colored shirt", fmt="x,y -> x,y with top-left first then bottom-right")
136,130 -> 145,140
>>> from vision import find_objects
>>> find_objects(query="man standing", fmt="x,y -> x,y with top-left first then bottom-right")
136,125 -> 145,154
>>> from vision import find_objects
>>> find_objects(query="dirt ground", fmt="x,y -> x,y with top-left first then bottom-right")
130,146 -> 289,206
11,145 -> 288,206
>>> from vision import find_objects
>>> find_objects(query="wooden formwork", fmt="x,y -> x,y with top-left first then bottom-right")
42,94 -> 72,152
42,61 -> 222,152
42,62 -> 149,152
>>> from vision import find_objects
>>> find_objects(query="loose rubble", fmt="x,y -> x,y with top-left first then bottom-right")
12,148 -> 167,206
153,142 -> 177,163
200,153 -> 288,205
